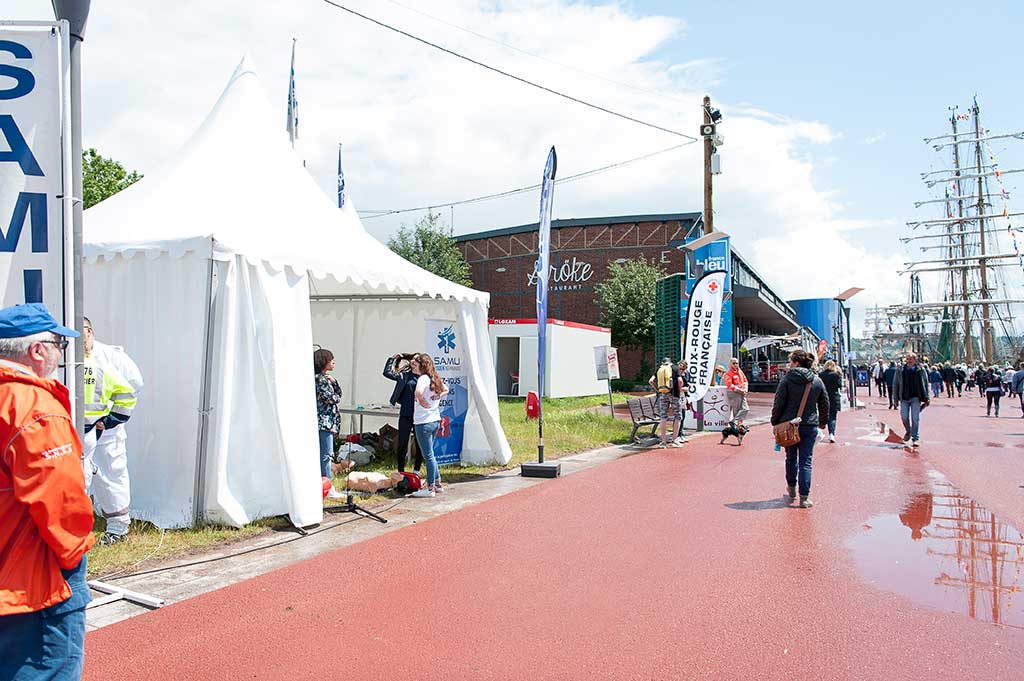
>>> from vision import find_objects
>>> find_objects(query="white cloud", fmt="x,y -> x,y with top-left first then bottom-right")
863,132 -> 887,145
5,0 -> 903,333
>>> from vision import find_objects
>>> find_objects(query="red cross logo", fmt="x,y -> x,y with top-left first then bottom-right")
708,281 -> 719,293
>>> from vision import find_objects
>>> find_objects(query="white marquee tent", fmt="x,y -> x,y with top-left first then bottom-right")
83,57 -> 512,529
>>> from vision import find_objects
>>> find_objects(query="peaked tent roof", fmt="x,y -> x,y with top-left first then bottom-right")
84,56 -> 487,305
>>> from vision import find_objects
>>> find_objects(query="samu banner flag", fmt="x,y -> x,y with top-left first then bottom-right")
535,146 -> 557,405
684,270 -> 727,402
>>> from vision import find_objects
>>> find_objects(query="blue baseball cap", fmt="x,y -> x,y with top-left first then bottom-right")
0,304 -> 80,339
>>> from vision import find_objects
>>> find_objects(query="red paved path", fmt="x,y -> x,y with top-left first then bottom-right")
84,393 -> 1024,680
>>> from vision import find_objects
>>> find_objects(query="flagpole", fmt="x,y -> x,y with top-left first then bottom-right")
522,147 -> 560,479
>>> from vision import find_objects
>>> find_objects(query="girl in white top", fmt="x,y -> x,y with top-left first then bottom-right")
409,353 -> 449,497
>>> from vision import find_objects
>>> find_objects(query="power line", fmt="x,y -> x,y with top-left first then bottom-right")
320,0 -> 697,141
378,0 -> 691,105
357,141 -> 696,219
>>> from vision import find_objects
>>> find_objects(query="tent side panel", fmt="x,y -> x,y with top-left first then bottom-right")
204,258 -> 321,528
84,254 -> 208,528
548,325 -> 610,398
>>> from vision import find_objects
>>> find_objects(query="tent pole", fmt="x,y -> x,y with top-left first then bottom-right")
192,256 -> 217,526
349,305 -> 359,434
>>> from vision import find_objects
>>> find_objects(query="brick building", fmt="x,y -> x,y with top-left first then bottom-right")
456,213 -> 809,380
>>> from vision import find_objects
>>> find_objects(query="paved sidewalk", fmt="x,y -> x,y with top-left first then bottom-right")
82,402 -> 1023,680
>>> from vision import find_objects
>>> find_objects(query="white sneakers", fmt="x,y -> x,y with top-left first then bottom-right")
828,434 -> 836,443
326,488 -> 346,500
411,487 -> 435,498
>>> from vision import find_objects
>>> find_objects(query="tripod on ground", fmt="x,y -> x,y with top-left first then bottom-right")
325,491 -> 388,524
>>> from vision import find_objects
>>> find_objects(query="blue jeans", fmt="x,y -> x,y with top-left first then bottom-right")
414,421 -> 440,487
785,424 -> 818,497
900,398 -> 921,441
827,415 -> 837,436
318,430 -> 334,479
0,557 -> 89,681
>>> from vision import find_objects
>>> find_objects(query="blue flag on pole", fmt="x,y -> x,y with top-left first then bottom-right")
337,143 -> 346,209
535,146 -> 557,415
286,39 -> 298,145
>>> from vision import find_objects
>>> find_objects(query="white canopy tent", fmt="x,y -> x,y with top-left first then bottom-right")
83,57 -> 511,529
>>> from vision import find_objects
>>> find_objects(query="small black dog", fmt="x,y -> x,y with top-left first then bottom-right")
720,421 -> 749,446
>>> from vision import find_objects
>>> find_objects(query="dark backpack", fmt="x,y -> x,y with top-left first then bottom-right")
394,471 -> 423,495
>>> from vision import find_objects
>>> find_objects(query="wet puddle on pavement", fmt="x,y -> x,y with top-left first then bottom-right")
848,470 -> 1024,629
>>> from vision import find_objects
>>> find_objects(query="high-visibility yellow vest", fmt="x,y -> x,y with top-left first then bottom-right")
83,354 -> 137,426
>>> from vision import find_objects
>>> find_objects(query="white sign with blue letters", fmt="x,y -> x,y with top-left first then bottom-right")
0,23 -> 72,334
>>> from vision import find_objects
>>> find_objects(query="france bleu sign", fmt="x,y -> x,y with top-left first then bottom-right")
0,22 -> 72,324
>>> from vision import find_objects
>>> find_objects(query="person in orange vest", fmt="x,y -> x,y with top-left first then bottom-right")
0,304 -> 95,680
724,357 -> 750,427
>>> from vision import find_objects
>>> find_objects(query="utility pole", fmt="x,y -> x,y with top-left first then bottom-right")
973,100 -> 993,361
703,95 -> 714,235
950,109 -> 973,364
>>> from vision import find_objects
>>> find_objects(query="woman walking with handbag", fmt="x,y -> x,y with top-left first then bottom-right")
771,350 -> 830,508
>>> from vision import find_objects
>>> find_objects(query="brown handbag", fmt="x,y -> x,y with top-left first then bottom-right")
773,382 -> 813,448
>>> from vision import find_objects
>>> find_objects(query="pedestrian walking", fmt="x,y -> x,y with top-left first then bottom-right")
928,365 -> 943,398
0,304 -> 94,680
724,357 -> 750,427
819,359 -> 843,443
410,353 -> 449,497
770,349 -> 829,509
976,364 -> 986,397
1003,366 -> 1015,395
1012,362 -> 1024,418
872,358 -> 886,398
314,348 -> 345,500
982,367 -> 1002,417
954,364 -> 966,396
883,361 -> 897,409
892,353 -> 930,447
941,362 -> 957,398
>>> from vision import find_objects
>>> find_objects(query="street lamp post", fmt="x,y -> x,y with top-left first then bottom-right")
835,288 -> 864,407
51,1 -> 90,433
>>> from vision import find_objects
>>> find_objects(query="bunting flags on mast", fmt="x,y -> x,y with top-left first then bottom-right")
337,143 -> 346,209
286,39 -> 298,146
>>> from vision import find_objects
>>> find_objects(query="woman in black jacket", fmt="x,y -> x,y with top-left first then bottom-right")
818,359 -> 843,443
771,350 -> 830,508
383,353 -> 422,473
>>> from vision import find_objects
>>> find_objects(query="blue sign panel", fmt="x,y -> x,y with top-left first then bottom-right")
681,236 -> 733,347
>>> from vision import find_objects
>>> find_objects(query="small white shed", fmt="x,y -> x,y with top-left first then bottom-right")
489,318 -> 611,398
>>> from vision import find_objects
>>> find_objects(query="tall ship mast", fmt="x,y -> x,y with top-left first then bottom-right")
884,99 -> 1024,363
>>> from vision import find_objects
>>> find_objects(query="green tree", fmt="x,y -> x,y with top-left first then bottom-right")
83,148 -> 142,209
596,257 -> 665,361
387,211 -> 473,287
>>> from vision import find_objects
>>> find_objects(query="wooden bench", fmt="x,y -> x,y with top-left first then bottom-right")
626,395 -> 661,442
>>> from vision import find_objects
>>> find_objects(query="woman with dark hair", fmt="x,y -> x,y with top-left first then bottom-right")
819,359 -> 843,443
383,353 -> 423,473
409,353 -> 449,498
770,349 -> 830,508
314,348 -> 345,499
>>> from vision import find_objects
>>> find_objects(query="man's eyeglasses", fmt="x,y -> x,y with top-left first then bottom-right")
39,339 -> 69,351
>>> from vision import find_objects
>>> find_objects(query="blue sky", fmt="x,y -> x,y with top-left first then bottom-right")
638,0 -> 1024,250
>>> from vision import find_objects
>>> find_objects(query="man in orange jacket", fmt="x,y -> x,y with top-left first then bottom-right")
724,357 -> 750,427
0,304 -> 94,680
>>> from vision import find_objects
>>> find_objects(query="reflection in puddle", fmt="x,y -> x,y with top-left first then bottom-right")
849,475 -> 1024,629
